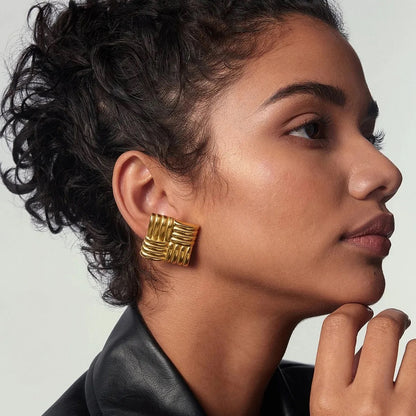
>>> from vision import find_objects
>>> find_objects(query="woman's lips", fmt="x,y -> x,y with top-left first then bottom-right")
341,213 -> 394,258
342,235 -> 391,257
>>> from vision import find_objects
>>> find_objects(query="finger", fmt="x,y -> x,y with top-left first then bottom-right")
351,347 -> 362,380
313,303 -> 373,391
395,338 -> 416,403
354,309 -> 410,390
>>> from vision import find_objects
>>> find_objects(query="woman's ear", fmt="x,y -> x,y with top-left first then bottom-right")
112,151 -> 177,239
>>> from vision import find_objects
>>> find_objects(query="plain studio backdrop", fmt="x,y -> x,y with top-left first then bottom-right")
1,1 -> 415,414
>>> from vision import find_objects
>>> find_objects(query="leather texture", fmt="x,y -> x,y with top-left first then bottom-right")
43,306 -> 313,416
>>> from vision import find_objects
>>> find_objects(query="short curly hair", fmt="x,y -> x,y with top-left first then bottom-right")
1,0 -> 344,305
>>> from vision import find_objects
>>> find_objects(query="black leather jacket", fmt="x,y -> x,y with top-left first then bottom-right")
43,306 -> 313,415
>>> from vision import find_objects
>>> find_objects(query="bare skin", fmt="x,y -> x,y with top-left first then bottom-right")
113,14 -> 414,416
312,305 -> 416,415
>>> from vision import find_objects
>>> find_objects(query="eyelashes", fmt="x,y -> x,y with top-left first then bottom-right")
287,116 -> 385,150
368,130 -> 385,150
288,116 -> 330,142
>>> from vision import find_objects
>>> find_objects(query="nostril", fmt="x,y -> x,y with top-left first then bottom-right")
380,189 -> 396,205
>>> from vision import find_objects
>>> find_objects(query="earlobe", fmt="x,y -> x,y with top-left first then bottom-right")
112,151 -> 173,239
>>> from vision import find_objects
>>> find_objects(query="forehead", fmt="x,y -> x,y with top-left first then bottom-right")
212,14 -> 370,116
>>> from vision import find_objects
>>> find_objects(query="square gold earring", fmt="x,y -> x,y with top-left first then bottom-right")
140,213 -> 199,266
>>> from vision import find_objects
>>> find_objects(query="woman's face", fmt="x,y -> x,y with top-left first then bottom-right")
191,15 -> 402,315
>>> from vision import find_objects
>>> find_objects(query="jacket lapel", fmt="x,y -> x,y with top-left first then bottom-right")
85,306 -> 206,415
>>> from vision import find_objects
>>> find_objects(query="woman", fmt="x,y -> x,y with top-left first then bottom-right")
1,0 -> 415,415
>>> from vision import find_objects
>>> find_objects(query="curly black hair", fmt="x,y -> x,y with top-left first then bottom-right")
1,0 -> 344,306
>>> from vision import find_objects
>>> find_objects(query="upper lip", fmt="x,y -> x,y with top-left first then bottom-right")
342,213 -> 395,239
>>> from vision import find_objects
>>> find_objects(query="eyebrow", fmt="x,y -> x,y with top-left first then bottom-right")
261,82 -> 347,108
260,81 -> 379,119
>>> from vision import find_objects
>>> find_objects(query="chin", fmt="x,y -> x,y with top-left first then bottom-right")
308,266 -> 386,317
340,266 -> 386,307
359,274 -> 386,306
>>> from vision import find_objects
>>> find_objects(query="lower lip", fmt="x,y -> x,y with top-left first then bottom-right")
342,235 -> 391,258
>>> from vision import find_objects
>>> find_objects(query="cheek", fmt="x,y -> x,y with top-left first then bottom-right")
227,152 -> 341,236
198,149 -> 344,280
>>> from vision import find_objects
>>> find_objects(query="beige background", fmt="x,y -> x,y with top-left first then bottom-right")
1,1 -> 415,414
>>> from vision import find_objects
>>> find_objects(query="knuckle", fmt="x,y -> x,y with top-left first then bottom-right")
356,398 -> 383,416
311,393 -> 385,416
310,392 -> 337,415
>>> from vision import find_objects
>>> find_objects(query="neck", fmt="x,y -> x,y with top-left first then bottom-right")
138,270 -> 303,416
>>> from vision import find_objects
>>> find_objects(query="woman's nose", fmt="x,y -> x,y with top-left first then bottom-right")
348,141 -> 402,204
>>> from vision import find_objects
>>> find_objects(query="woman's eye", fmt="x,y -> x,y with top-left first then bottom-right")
289,121 -> 322,140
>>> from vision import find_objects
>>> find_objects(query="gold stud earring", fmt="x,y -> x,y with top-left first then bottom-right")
140,213 -> 199,266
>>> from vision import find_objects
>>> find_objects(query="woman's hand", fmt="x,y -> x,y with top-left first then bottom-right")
311,304 -> 416,415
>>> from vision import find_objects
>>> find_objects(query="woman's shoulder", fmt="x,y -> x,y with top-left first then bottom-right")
43,306 -> 207,415
42,373 -> 89,416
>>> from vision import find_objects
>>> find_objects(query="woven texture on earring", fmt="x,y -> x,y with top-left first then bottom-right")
140,213 -> 199,266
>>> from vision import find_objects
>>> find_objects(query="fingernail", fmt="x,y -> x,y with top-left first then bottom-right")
365,305 -> 374,315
